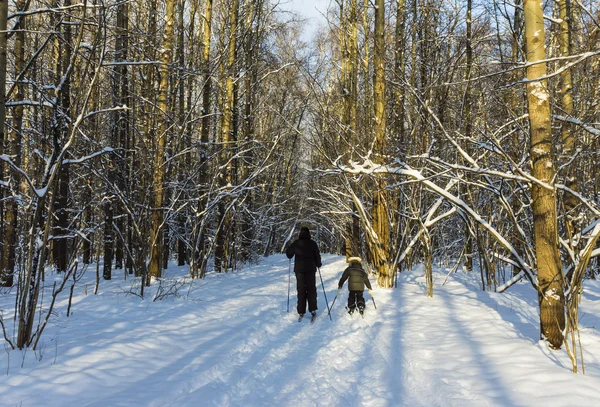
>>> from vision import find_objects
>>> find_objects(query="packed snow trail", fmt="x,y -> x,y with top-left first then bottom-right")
1,255 -> 600,406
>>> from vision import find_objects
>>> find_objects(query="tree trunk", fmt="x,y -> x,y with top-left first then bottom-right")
394,0 -> 406,145
52,0 -> 73,274
362,0 -> 371,136
240,0 -> 260,262
557,0 -> 578,248
148,0 -> 177,281
1,0 -> 25,286
214,0 -> 240,273
191,0 -> 214,278
103,200 -> 113,280
463,0 -> 474,272
372,0 -> 391,287
523,0 -> 565,349
0,0 -> 7,278
509,0 -> 524,276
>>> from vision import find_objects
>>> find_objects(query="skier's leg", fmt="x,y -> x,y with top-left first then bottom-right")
306,271 -> 318,312
357,291 -> 365,311
295,272 -> 307,315
347,292 -> 356,313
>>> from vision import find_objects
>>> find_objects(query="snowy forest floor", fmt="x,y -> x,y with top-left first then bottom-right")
2,255 -> 600,406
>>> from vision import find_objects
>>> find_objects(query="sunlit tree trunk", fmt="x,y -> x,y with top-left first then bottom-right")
523,0 -> 565,349
557,0 -> 578,248
148,0 -> 177,281
372,0 -> 391,287
394,0 -> 406,145
215,0 -> 240,273
361,0 -> 371,136
342,0 -> 360,259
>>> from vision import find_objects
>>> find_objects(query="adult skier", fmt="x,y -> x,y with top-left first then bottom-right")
286,226 -> 322,320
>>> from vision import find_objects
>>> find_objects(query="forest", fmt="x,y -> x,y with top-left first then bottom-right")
0,0 -> 599,375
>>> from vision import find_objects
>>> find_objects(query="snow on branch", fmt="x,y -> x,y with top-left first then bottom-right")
83,105 -> 129,121
7,3 -> 102,20
6,100 -> 54,108
395,179 -> 459,266
336,160 -> 536,285
553,115 -> 600,137
0,154 -> 40,196
63,147 -> 115,165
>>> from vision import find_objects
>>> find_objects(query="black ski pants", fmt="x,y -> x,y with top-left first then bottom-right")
295,271 -> 317,314
347,291 -> 365,311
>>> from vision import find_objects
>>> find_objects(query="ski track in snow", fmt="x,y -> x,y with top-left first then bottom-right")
1,254 -> 600,406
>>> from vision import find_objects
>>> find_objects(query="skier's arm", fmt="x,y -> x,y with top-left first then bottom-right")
314,242 -> 322,268
364,272 -> 373,290
285,241 -> 295,259
338,269 -> 349,289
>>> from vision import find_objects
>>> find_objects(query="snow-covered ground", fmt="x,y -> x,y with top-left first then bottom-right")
1,254 -> 600,406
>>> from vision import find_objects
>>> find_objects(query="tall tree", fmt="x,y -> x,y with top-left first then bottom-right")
240,0 -> 261,261
1,0 -> 26,287
462,0 -> 474,272
523,0 -> 565,349
343,0 -> 360,260
191,0 -> 214,278
104,0 -> 130,280
148,0 -> 177,281
0,0 -> 6,283
557,0 -> 578,247
52,0 -> 73,273
372,0 -> 391,287
214,0 -> 240,273
394,0 -> 406,144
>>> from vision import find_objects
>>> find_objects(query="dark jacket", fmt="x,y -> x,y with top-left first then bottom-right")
338,262 -> 372,292
286,228 -> 322,273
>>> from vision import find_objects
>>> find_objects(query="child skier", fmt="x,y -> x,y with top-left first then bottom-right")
338,257 -> 372,315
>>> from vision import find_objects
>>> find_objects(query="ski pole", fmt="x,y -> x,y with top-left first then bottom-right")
329,288 -> 341,314
287,259 -> 291,313
369,289 -> 377,310
317,267 -> 332,321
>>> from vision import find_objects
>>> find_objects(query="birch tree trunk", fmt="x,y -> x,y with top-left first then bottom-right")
523,0 -> 565,349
